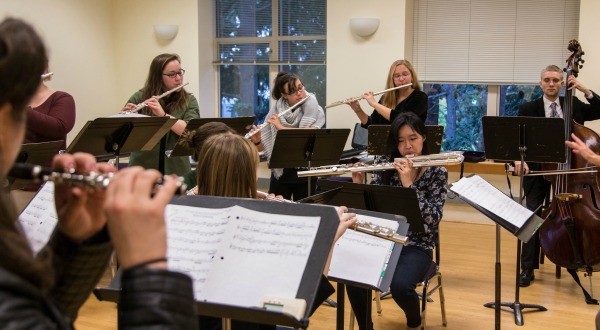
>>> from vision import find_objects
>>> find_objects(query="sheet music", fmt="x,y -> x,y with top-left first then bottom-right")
165,204 -> 320,307
449,175 -> 533,228
105,113 -> 149,118
328,214 -> 398,288
18,182 -> 58,255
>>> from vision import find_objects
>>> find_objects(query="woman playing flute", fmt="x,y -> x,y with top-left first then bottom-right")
248,72 -> 325,201
347,112 -> 448,330
122,53 -> 199,176
348,59 -> 428,127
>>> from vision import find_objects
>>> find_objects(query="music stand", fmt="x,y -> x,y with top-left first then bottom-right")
368,125 -> 444,155
313,179 -> 425,330
269,129 -> 350,196
66,116 -> 176,171
481,115 -> 565,328
94,195 -> 340,329
169,117 -> 256,157
9,140 -> 63,190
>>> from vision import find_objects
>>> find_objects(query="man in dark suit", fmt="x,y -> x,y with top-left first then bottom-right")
515,64 -> 600,287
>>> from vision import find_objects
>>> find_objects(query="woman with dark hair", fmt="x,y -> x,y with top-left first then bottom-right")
347,112 -> 447,330
0,17 -> 197,329
348,59 -> 428,127
122,53 -> 200,176
249,72 -> 325,201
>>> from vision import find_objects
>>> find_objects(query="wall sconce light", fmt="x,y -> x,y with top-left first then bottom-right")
349,18 -> 380,37
154,24 -> 179,41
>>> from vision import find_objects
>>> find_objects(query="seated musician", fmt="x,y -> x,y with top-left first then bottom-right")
347,112 -> 448,330
189,133 -> 357,329
249,72 -> 325,201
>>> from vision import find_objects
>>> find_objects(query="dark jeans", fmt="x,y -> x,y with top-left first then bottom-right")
269,168 -> 316,201
521,177 -> 550,270
347,246 -> 432,329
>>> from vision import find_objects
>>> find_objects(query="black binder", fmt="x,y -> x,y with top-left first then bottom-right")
93,195 -> 339,329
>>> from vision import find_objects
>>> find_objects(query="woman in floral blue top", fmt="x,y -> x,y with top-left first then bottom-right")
347,112 -> 448,330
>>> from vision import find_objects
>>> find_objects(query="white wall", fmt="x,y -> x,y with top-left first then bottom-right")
326,0 -> 408,149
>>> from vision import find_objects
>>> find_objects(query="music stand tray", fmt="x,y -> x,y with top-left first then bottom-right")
66,116 -> 176,160
9,140 -> 64,190
315,179 -> 425,233
368,125 -> 444,155
269,129 -> 350,169
169,117 -> 256,157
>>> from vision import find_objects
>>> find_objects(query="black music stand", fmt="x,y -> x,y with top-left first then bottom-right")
481,115 -> 565,328
66,116 -> 176,172
313,179 -> 424,330
169,117 -> 256,157
269,129 -> 350,197
9,140 -> 63,190
94,195 -> 339,329
368,125 -> 444,155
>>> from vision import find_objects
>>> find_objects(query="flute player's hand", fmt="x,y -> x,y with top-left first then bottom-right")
52,153 -> 116,241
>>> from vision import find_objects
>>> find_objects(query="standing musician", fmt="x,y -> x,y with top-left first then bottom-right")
347,59 -> 428,127
515,64 -> 600,287
347,112 -> 448,330
122,53 -> 200,176
249,72 -> 325,201
191,133 -> 357,329
0,17 -> 197,329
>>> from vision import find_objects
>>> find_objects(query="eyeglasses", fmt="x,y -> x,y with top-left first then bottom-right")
393,72 -> 411,79
163,69 -> 186,78
285,85 -> 305,95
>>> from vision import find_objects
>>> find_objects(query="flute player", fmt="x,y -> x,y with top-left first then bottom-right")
347,59 -> 428,127
121,53 -> 199,176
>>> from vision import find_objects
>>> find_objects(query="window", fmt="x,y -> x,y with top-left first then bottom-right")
215,0 -> 326,124
413,0 -> 580,152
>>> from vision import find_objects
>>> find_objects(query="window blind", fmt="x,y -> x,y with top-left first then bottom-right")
412,0 -> 580,84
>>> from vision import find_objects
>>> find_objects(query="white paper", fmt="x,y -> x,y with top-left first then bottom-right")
105,112 -> 149,118
18,182 -> 58,255
328,214 -> 398,288
449,175 -> 533,228
165,204 -> 320,308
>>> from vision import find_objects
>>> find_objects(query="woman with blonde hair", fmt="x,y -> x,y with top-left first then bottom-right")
348,59 -> 428,127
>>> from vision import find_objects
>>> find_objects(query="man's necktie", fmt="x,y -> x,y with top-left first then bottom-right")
550,102 -> 559,118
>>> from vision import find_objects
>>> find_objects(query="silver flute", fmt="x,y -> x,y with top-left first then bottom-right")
297,151 -> 465,177
124,82 -> 189,114
254,190 -> 407,244
9,163 -> 188,195
244,94 -> 311,139
325,83 -> 413,109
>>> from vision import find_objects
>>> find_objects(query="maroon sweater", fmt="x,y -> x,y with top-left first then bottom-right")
25,91 -> 76,150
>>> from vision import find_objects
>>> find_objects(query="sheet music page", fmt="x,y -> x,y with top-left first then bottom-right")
328,214 -> 398,288
449,175 -> 533,228
18,182 -> 58,255
165,204 -> 233,299
200,206 -> 320,308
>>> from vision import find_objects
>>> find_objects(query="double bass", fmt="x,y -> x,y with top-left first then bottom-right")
539,40 -> 600,284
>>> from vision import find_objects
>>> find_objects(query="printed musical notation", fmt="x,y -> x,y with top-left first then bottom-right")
165,204 -> 320,307
18,182 -> 58,254
328,213 -> 399,288
449,175 -> 533,228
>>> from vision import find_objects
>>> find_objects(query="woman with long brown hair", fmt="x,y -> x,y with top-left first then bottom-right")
122,53 -> 200,176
